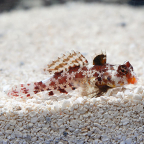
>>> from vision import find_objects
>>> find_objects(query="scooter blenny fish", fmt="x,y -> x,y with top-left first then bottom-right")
7,51 -> 137,98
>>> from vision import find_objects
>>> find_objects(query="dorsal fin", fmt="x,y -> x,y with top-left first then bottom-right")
93,53 -> 106,66
43,51 -> 88,74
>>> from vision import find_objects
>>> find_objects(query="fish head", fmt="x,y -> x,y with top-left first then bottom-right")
99,61 -> 137,88
109,61 -> 137,87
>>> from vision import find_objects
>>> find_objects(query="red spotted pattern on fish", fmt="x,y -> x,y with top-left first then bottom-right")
7,51 -> 137,98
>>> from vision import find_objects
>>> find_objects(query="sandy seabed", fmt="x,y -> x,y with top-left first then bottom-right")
0,2 -> 144,144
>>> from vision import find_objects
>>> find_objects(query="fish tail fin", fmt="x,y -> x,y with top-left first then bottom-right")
7,80 -> 51,98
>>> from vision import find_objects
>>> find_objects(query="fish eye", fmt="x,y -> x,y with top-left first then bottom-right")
117,65 -> 128,76
120,68 -> 128,75
121,69 -> 125,73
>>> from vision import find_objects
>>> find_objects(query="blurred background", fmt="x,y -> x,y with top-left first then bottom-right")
0,0 -> 144,12
0,0 -> 144,87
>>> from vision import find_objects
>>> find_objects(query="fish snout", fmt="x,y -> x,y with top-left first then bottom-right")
127,75 -> 137,84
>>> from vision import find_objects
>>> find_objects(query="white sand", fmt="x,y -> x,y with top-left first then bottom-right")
0,2 -> 144,144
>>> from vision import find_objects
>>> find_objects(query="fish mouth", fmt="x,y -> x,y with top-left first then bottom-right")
127,76 -> 137,84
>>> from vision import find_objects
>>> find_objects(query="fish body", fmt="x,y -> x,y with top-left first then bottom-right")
7,51 -> 137,98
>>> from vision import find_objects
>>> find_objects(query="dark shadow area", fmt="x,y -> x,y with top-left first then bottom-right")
0,0 -> 144,12
128,0 -> 144,6
0,0 -> 20,12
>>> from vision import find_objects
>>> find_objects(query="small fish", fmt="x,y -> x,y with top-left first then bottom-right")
7,51 -> 137,98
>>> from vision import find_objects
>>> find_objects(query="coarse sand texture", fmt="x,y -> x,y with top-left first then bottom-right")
0,3 -> 144,144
